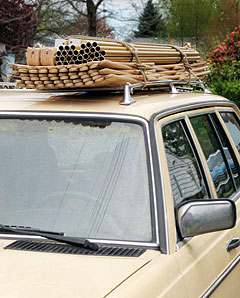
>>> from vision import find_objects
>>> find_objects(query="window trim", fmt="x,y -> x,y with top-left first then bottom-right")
189,110 -> 236,199
161,117 -> 212,202
152,103 -> 240,251
159,114 -> 214,200
188,111 -> 240,199
181,119 -> 212,199
156,113 -> 213,251
160,116 -> 213,243
216,108 -> 240,165
0,111 -> 160,250
209,113 -> 239,191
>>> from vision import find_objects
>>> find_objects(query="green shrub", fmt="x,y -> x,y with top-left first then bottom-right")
208,78 -> 240,107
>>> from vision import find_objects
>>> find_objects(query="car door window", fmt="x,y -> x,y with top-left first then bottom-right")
211,113 -> 240,189
162,120 -> 209,207
220,111 -> 240,154
190,114 -> 235,198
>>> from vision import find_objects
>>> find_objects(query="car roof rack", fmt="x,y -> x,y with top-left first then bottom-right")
120,80 -> 212,105
0,80 -> 212,106
0,82 -> 17,89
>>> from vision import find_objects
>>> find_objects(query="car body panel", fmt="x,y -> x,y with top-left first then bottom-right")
0,239 -> 157,298
209,254 -> 240,298
156,106 -> 240,297
174,229 -> 240,297
0,88 -> 239,297
107,253 -> 188,298
0,89 -> 230,120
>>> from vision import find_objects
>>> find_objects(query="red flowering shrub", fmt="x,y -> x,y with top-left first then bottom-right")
206,27 -> 240,106
208,26 -> 240,64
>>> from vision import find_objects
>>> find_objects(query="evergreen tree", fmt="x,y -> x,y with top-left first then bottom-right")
134,0 -> 166,38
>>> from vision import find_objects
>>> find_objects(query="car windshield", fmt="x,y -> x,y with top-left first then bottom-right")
0,117 -> 152,242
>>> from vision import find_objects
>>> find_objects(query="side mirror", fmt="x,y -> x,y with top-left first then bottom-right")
177,199 -> 236,238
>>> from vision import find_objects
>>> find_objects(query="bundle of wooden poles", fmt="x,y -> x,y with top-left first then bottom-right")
9,37 -> 210,89
53,39 -> 200,66
10,60 -> 210,89
55,42 -> 106,65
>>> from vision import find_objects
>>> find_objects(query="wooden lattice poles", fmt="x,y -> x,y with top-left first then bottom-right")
10,60 -> 210,89
15,38 -> 211,89
26,39 -> 200,67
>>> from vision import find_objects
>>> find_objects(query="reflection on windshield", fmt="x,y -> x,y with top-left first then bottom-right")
0,119 -> 152,242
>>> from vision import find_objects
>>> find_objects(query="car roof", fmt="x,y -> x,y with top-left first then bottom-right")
0,89 -> 230,120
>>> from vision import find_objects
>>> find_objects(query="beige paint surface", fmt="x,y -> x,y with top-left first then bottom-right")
0,90 -> 231,120
0,240 -> 156,298
107,253 -> 188,298
0,89 -> 238,297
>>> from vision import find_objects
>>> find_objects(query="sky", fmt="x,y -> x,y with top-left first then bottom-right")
103,0 -> 147,10
99,0 -> 153,39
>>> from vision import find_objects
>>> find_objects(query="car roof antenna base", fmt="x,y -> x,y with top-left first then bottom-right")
120,82 -> 136,105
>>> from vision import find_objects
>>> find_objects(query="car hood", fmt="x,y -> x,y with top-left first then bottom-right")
0,239 -> 155,298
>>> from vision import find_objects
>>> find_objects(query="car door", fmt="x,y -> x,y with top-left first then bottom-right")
157,106 -> 240,297
210,107 -> 240,297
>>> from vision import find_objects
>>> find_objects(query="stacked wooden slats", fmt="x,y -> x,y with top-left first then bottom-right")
10,60 -> 210,89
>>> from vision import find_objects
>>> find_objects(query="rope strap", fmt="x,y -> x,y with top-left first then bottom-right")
120,41 -> 148,85
66,35 -> 148,85
163,44 -> 200,83
182,54 -> 200,83
65,35 -> 199,84
168,44 -> 184,64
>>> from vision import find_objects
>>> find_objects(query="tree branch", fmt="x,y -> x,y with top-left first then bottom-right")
0,11 -> 34,24
64,0 -> 87,16
96,0 -> 105,9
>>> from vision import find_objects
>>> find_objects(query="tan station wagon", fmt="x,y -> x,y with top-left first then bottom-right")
0,81 -> 239,298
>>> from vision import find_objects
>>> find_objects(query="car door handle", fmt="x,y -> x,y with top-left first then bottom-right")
227,238 -> 240,252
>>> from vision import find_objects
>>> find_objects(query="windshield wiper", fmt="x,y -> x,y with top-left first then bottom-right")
0,224 -> 98,251
1,225 -> 64,235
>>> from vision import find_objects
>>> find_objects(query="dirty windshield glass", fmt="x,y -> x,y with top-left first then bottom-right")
0,118 -> 152,242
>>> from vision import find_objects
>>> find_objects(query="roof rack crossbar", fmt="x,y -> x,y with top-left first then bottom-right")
120,80 -> 212,105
